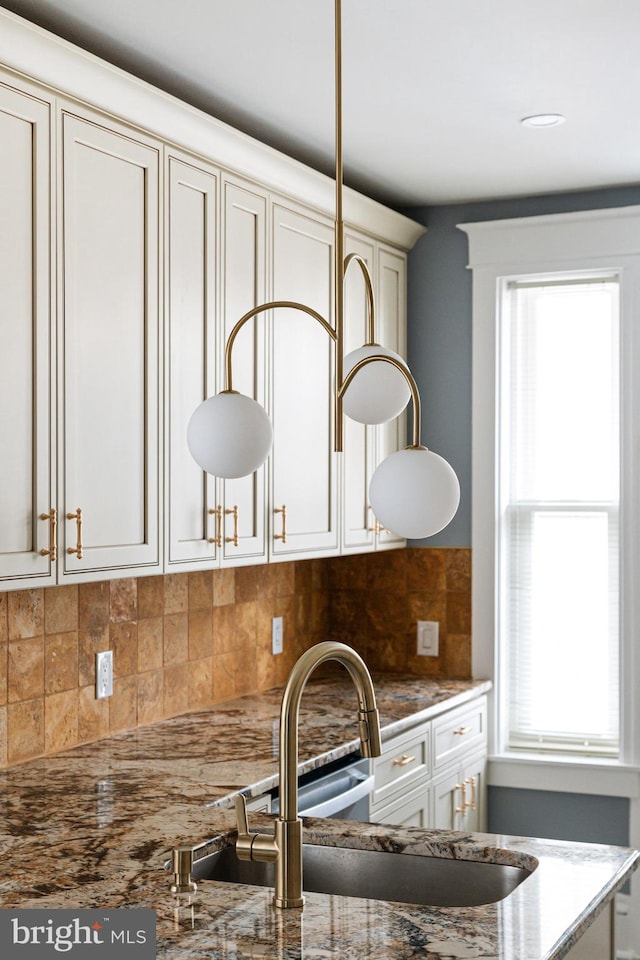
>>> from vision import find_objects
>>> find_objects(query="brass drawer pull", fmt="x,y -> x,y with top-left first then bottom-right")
274,504 -> 287,543
225,505 -> 239,546
453,725 -> 472,736
66,508 -> 83,559
455,781 -> 467,815
392,753 -> 416,767
39,508 -> 57,562
208,506 -> 222,546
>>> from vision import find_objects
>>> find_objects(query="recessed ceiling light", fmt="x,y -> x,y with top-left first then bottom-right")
521,113 -> 566,128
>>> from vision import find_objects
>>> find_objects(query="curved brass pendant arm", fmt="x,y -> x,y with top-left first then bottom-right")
343,252 -> 376,344
337,352 -> 425,450
223,300 -> 335,392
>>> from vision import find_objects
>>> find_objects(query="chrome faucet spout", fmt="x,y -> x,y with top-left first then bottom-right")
235,641 -> 382,909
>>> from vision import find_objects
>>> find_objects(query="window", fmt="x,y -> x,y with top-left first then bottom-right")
499,276 -> 620,756
461,206 -> 640,769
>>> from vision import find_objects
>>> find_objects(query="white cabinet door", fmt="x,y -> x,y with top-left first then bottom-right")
220,179 -> 268,565
375,246 -> 407,549
270,202 -> 338,557
432,752 -> 486,832
341,231 -> 376,553
60,111 -> 160,578
166,155 -> 219,568
0,81 -> 54,587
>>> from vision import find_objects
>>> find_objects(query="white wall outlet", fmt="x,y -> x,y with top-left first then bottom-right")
272,616 -> 283,656
96,650 -> 114,699
417,621 -> 439,657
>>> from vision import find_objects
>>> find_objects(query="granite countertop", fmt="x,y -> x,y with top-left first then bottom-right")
0,673 -> 637,960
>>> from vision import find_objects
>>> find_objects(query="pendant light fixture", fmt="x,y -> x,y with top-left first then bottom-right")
187,0 -> 460,539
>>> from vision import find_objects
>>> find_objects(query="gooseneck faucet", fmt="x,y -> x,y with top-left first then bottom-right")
235,641 -> 382,908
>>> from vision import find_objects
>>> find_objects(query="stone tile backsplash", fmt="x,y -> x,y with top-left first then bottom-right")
0,548 -> 470,767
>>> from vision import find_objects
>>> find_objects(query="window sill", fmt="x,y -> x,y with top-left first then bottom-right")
488,752 -> 640,798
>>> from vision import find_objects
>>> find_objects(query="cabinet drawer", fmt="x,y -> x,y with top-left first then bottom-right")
371,723 -> 430,811
432,697 -> 487,770
369,779 -> 431,829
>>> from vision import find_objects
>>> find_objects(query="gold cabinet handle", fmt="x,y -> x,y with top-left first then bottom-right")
455,781 -> 467,815
66,508 -> 83,559
465,775 -> 477,812
367,505 -> 381,534
274,504 -> 287,543
39,508 -> 57,562
367,505 -> 388,535
225,505 -> 239,546
453,725 -> 472,736
208,506 -> 222,547
392,753 -> 416,767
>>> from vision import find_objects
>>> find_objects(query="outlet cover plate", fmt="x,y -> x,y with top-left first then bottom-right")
417,621 -> 439,657
96,650 -> 114,699
272,616 -> 283,656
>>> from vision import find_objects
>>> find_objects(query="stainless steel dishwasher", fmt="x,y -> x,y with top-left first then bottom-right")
271,753 -> 374,821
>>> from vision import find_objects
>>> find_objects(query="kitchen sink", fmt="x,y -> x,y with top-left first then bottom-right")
191,843 -> 535,907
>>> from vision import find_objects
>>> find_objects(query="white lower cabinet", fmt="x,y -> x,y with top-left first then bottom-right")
432,752 -> 485,832
369,696 -> 488,830
565,901 -> 615,960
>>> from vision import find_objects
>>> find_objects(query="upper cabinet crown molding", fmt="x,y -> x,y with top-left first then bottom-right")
0,7 -> 425,252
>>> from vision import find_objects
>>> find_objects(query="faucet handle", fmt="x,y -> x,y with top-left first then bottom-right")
235,794 -> 250,838
235,793 -> 279,864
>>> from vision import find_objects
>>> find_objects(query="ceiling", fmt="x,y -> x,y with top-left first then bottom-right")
2,0 -> 640,207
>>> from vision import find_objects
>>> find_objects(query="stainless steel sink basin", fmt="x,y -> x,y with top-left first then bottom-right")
192,843 -> 534,907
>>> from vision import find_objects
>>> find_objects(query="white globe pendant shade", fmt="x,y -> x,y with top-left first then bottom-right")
187,393 -> 273,479
342,344 -> 411,424
369,447 -> 460,539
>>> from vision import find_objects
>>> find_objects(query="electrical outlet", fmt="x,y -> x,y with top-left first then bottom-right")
417,621 -> 439,657
96,650 -> 114,699
272,616 -> 283,656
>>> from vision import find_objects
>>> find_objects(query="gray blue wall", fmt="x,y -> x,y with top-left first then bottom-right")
403,184 -> 640,547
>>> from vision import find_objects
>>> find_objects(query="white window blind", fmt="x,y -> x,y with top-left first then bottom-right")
499,276 -> 620,756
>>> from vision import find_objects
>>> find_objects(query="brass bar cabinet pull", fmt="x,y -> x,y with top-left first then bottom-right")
208,506 -> 222,546
392,754 -> 416,767
455,780 -> 467,815
39,508 -> 57,561
274,504 -> 287,543
453,725 -> 471,736
67,508 -> 83,559
367,505 -> 381,535
466,775 -> 477,812
225,505 -> 239,546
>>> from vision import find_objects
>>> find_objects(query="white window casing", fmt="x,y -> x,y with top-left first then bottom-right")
459,206 -> 640,788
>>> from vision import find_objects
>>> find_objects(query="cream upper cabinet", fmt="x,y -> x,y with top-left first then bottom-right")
0,81 -> 54,586
166,154 -> 219,568
341,231 -> 377,553
270,202 -> 338,558
0,25 -> 419,587
165,162 -> 269,570
60,110 -> 161,578
220,179 -> 268,565
375,247 -> 408,549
